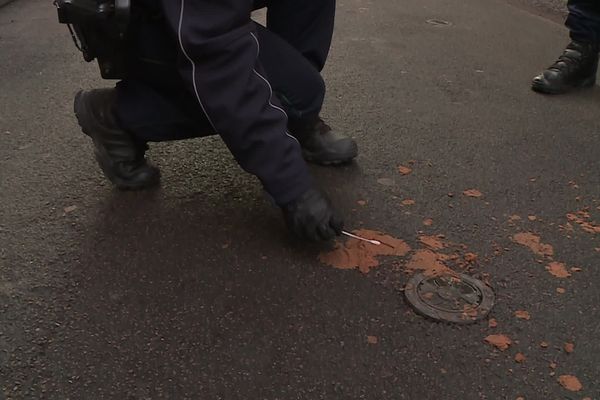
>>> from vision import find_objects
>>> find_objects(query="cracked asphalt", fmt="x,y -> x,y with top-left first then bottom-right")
1,0 -> 599,399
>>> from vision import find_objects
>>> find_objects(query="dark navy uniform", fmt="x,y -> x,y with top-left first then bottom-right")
114,0 -> 336,205
567,0 -> 600,45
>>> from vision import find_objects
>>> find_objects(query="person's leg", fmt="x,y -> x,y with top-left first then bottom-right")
256,0 -> 357,164
566,0 -> 600,45
114,0 -> 216,143
74,88 -> 162,190
116,17 -> 324,140
115,79 -> 215,143
264,0 -> 335,72
85,0 -> 352,183
119,13 -> 355,165
254,23 -> 356,164
253,23 -> 324,121
74,1 -> 214,190
531,0 -> 600,94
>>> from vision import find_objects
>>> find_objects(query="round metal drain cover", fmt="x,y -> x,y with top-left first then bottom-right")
404,273 -> 495,324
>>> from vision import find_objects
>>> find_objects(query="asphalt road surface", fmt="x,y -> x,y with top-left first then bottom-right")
509,0 -> 567,21
1,0 -> 599,399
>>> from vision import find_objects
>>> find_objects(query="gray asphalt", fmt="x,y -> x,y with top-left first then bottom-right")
507,0 -> 567,21
1,0 -> 600,399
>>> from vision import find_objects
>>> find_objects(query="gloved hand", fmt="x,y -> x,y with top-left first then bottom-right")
281,188 -> 344,241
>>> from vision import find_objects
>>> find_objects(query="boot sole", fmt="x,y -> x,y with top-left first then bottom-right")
531,75 -> 596,95
74,91 -> 160,191
305,156 -> 355,166
303,147 -> 359,166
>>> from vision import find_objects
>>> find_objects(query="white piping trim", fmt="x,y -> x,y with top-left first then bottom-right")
177,0 -> 217,131
251,31 -> 260,57
252,70 -> 289,119
249,32 -> 300,145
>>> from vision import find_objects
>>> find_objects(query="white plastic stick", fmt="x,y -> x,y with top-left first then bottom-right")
341,231 -> 382,246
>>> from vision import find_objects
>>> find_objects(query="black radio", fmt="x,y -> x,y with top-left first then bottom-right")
54,0 -> 131,79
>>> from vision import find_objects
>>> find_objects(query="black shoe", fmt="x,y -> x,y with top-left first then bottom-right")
288,116 -> 358,165
74,89 -> 160,190
532,41 -> 599,94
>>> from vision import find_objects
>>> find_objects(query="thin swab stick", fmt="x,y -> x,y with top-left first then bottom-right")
341,231 -> 382,246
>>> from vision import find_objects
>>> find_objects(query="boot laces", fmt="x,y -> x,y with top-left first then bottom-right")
551,52 -> 583,73
549,43 -> 595,73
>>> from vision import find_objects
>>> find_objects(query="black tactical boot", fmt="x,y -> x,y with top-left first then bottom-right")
74,89 -> 160,190
288,116 -> 358,165
532,41 -> 599,94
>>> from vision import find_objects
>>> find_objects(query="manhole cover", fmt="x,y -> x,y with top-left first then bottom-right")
426,18 -> 452,27
404,273 -> 495,324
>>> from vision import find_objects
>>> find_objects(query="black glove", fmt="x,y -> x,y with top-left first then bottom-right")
281,188 -> 344,241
